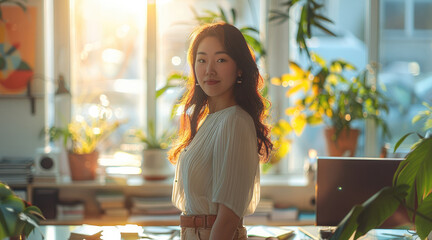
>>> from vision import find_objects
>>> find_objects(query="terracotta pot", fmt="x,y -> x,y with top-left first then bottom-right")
141,149 -> 174,180
324,128 -> 360,156
68,151 -> 99,181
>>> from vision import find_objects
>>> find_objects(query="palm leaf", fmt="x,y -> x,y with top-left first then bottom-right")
354,185 -> 409,239
330,205 -> 363,240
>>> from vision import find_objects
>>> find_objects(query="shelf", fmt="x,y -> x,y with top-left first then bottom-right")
31,175 -> 173,188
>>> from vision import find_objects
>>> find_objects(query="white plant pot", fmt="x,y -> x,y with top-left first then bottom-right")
141,149 -> 174,180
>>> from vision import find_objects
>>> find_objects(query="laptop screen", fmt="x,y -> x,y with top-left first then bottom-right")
316,157 -> 407,227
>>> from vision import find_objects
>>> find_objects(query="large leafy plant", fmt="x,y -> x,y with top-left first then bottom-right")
330,102 -> 432,240
0,182 -> 45,239
272,53 -> 389,140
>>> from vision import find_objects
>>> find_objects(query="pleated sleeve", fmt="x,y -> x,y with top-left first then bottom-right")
212,110 -> 260,217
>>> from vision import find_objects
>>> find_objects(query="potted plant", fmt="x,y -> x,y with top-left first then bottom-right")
330,102 -> 432,240
134,121 -> 174,181
271,53 -> 389,156
0,182 -> 45,240
49,116 -> 123,181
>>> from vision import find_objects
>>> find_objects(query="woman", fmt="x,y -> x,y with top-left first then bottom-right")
169,22 -> 273,240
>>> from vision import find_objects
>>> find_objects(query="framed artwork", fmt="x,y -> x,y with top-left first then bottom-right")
0,5 -> 37,95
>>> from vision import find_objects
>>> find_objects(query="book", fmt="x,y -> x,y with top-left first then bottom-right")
131,196 -> 173,209
244,212 -> 269,225
247,226 -> 294,239
254,198 -> 274,214
69,225 -> 103,240
95,191 -> 125,202
104,208 -> 129,217
269,207 -> 298,221
130,206 -> 181,215
57,201 -> 84,221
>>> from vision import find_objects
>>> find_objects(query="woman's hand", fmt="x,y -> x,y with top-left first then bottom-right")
210,204 -> 241,240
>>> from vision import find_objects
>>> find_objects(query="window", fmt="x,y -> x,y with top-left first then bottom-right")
65,0 -> 432,179
68,0 -> 263,175
70,0 -> 147,173
379,0 -> 432,153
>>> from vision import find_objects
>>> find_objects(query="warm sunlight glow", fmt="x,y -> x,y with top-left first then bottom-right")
113,79 -> 143,94
105,166 -> 142,175
100,94 -> 110,107
344,114 -> 352,121
171,56 -> 182,66
308,149 -> 317,160
99,151 -> 141,167
93,127 -> 101,135
116,24 -> 130,38
102,48 -> 124,64
75,115 -> 85,122
89,105 -> 100,118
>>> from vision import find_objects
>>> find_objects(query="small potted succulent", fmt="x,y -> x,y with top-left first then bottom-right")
0,182 -> 45,240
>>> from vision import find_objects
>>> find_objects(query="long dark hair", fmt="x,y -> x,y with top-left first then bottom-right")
168,22 -> 272,163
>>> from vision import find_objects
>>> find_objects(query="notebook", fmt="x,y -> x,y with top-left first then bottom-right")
315,157 -> 409,227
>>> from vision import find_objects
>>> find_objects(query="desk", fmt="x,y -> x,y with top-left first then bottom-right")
27,225 -> 415,240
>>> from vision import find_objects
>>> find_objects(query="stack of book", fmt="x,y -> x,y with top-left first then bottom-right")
244,198 -> 274,225
95,191 -> 128,220
269,206 -> 299,222
130,196 -> 180,216
0,157 -> 33,184
57,200 -> 85,221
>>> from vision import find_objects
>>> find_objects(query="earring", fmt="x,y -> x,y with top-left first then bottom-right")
236,76 -> 242,84
196,81 -> 199,86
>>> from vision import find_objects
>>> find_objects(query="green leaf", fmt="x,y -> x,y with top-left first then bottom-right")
393,132 -> 414,153
230,8 -> 236,24
354,185 -> 409,239
218,6 -> 228,23
395,137 -> 432,210
314,14 -> 334,24
415,193 -> 432,240
0,195 -> 25,235
313,21 -> 336,37
330,205 -> 363,240
414,137 -> 432,203
0,182 -> 13,198
240,26 -> 260,34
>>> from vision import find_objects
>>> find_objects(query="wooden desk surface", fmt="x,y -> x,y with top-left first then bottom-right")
26,225 -> 416,240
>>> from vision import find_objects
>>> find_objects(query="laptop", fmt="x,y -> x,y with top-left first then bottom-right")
316,157 -> 409,227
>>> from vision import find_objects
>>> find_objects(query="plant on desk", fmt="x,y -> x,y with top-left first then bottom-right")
0,182 -> 45,239
49,108 -> 123,181
331,103 -> 432,240
134,121 -> 174,180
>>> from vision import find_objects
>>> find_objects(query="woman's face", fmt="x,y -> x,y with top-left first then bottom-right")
194,36 -> 240,104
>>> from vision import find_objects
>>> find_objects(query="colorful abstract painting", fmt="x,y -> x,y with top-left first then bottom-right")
0,6 -> 37,95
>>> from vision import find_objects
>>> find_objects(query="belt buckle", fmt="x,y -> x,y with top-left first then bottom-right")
193,215 -> 203,228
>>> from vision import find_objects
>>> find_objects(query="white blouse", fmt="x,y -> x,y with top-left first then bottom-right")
172,105 -> 260,218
